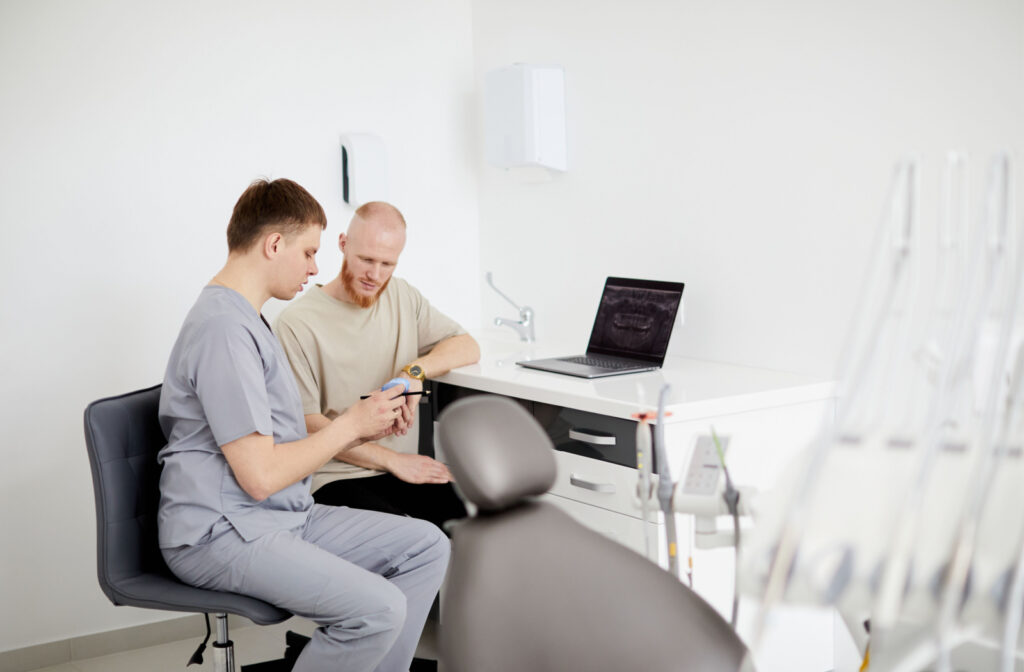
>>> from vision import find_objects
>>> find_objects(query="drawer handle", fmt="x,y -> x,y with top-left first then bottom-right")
569,428 -> 617,446
570,473 -> 616,494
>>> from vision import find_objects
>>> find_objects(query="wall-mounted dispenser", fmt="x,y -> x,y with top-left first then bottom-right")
483,64 -> 567,172
340,133 -> 388,206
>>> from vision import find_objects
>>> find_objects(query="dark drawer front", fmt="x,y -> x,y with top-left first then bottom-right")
431,382 -> 651,470
427,382 -> 529,458
532,402 -> 650,469
430,382 -> 531,416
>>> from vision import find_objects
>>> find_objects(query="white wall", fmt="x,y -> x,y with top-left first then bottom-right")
3,0 -> 1023,657
472,0 -> 1024,377
0,0 -> 479,652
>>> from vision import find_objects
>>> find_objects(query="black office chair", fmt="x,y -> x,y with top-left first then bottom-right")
437,395 -> 754,672
84,384 -> 293,672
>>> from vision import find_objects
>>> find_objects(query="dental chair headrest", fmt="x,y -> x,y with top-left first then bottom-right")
438,395 -> 557,512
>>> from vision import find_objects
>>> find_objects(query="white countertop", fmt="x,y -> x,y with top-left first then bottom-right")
434,330 -> 837,421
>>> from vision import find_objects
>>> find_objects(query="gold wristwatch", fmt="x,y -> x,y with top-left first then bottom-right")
402,364 -> 426,381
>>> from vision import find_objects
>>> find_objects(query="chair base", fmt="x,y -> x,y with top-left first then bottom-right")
241,659 -> 292,672
237,630 -> 308,671
232,631 -> 440,667
239,632 -> 439,672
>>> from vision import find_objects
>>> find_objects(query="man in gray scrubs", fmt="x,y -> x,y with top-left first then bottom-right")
157,178 -> 450,672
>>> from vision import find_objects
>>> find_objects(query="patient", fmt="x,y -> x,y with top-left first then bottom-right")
156,178 -> 449,672
275,200 -> 479,530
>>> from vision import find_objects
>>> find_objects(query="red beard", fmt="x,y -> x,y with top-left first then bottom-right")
341,258 -> 389,308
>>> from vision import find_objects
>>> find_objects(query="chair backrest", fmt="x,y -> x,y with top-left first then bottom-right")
84,384 -> 292,623
437,395 -> 751,672
84,384 -> 170,605
439,394 -> 557,511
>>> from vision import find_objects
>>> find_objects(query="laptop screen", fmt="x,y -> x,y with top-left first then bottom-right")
585,277 -> 685,364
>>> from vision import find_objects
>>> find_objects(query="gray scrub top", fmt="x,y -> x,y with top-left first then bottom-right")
157,285 -> 313,548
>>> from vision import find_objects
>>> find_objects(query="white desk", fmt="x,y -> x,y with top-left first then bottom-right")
437,332 -> 834,421
432,332 -> 842,671
433,332 -> 835,562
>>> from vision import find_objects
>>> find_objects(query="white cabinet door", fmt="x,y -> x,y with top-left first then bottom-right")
539,492 -> 663,560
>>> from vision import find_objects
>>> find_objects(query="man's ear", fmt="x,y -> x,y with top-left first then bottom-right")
338,233 -> 347,253
264,232 -> 284,259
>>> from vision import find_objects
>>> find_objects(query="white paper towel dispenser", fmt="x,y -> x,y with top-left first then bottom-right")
340,133 -> 388,206
483,64 -> 567,172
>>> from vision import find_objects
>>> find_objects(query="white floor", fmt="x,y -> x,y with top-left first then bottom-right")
24,618 -> 439,672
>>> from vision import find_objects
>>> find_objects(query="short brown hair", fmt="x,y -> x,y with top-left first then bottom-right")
227,178 -> 327,252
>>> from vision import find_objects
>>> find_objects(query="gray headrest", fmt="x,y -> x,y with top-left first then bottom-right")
438,395 -> 557,512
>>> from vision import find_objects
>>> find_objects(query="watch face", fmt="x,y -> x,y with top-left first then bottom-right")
407,365 -> 424,379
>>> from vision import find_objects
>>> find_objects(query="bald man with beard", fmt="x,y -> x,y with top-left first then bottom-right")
275,201 -> 479,530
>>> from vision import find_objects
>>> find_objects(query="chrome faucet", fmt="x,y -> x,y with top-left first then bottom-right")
486,271 -> 535,343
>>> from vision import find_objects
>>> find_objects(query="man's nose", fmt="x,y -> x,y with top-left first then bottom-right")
309,259 -> 319,276
367,264 -> 381,281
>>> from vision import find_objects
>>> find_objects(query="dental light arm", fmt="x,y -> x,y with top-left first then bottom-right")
753,161 -> 921,647
933,155 -> 1017,672
872,155 -> 1013,650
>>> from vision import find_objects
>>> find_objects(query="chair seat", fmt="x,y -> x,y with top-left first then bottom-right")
113,574 -> 291,625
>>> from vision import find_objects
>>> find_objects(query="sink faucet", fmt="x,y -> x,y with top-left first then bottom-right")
486,272 -> 535,343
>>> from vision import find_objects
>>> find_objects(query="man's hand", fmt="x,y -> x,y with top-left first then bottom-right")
402,375 -> 423,424
388,453 -> 453,484
386,377 -> 421,437
341,389 -> 406,441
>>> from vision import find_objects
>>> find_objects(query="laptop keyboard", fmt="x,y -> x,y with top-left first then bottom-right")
559,355 -> 638,369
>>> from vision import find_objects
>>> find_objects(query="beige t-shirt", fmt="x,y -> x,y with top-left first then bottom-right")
274,277 -> 465,491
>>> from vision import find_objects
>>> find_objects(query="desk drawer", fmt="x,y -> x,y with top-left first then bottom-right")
549,449 -> 651,519
533,402 -> 650,470
539,493 -> 660,558
432,383 -> 651,470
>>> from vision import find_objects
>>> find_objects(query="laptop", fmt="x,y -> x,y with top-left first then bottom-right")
516,277 -> 685,379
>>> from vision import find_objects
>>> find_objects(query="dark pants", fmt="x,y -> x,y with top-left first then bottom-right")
313,474 -> 467,531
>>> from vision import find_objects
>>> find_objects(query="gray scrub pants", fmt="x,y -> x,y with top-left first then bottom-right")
162,504 -> 450,672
